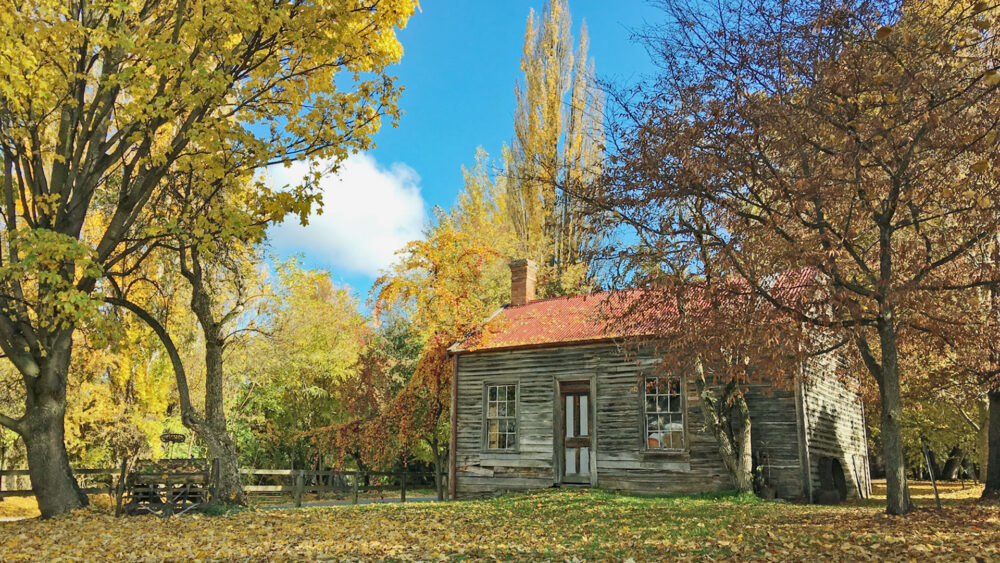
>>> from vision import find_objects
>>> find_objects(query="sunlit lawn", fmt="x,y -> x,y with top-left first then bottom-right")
0,480 -> 996,561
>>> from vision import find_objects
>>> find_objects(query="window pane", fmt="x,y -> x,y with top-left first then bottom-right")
668,430 -> 684,449
654,377 -> 667,394
580,447 -> 589,474
486,384 -> 517,449
566,447 -> 576,473
657,395 -> 670,413
566,396 -> 575,438
644,376 -> 683,449
580,395 -> 588,436
647,414 -> 660,432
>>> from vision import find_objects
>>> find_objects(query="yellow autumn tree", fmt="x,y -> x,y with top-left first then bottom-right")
0,0 -> 415,517
504,0 -> 605,296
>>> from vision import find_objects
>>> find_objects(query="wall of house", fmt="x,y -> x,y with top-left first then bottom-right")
801,352 -> 871,500
453,344 -> 578,497
743,385 -> 809,499
594,344 -> 734,495
453,342 -> 812,499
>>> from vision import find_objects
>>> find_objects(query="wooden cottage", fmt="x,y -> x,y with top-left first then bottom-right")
447,260 -> 871,502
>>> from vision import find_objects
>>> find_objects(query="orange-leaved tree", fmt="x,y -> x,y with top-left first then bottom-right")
365,229 -> 505,499
601,0 -> 1000,514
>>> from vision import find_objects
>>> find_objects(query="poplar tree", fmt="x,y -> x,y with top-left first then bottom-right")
504,0 -> 605,296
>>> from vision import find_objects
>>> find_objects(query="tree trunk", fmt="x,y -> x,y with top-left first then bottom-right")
181,249 -> 246,506
986,254 -> 1000,498
693,360 -> 753,493
941,446 -> 964,481
731,390 -> 754,493
982,389 -> 1000,499
193,307 -> 246,505
428,438 -> 445,501
8,340 -> 88,518
0,430 -> 6,502
876,321 -> 913,515
22,375 -> 87,518
197,421 -> 245,504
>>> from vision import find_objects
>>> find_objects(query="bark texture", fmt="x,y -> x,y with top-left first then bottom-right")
427,437 -> 446,501
983,390 -> 1000,498
693,360 -> 754,493
183,250 -> 247,506
940,446 -> 964,481
876,322 -> 912,515
21,344 -> 88,518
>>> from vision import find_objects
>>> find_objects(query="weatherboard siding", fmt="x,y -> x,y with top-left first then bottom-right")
452,340 -> 866,501
453,343 -> 738,498
801,352 -> 871,500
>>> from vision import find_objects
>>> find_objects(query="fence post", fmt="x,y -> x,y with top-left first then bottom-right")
400,470 -> 407,503
352,471 -> 359,504
294,469 -> 304,508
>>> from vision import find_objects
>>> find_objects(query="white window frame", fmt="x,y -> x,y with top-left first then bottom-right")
642,374 -> 685,451
483,383 -> 518,451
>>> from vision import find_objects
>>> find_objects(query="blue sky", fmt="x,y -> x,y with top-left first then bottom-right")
268,2 -> 662,300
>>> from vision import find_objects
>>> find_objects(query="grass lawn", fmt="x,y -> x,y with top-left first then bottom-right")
0,480 -> 996,561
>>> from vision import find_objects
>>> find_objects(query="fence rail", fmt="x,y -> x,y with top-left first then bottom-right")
240,468 -> 445,507
0,467 -> 117,499
0,466 -> 446,507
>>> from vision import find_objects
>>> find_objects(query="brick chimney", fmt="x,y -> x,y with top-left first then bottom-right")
509,259 -> 537,307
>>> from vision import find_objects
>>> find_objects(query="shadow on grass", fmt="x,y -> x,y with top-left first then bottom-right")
857,479 -> 984,509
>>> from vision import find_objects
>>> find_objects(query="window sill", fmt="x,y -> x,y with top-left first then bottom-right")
480,449 -> 521,457
641,449 -> 690,461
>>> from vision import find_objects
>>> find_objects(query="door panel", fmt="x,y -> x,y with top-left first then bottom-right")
560,381 -> 591,484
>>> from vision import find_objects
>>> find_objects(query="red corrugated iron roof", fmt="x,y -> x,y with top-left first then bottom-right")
450,269 -> 817,354
451,291 -> 648,353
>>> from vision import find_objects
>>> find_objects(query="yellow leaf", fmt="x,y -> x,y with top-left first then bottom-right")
875,26 -> 893,40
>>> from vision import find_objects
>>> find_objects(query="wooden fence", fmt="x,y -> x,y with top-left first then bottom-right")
0,467 -> 117,498
241,468 -> 446,507
0,466 -> 445,508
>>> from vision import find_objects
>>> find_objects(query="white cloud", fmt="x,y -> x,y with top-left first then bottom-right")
266,153 -> 426,277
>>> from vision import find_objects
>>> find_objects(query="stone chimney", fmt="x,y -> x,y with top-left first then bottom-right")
509,259 -> 537,307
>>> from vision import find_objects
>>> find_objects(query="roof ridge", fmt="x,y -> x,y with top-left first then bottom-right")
506,289 -> 613,307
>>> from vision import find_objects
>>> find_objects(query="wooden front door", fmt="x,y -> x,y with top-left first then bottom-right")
559,381 -> 592,484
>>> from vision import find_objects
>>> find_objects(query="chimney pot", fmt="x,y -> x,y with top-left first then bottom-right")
509,259 -> 538,306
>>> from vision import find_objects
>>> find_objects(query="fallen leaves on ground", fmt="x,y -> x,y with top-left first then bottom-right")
0,497 -> 40,519
0,481 -> 996,561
